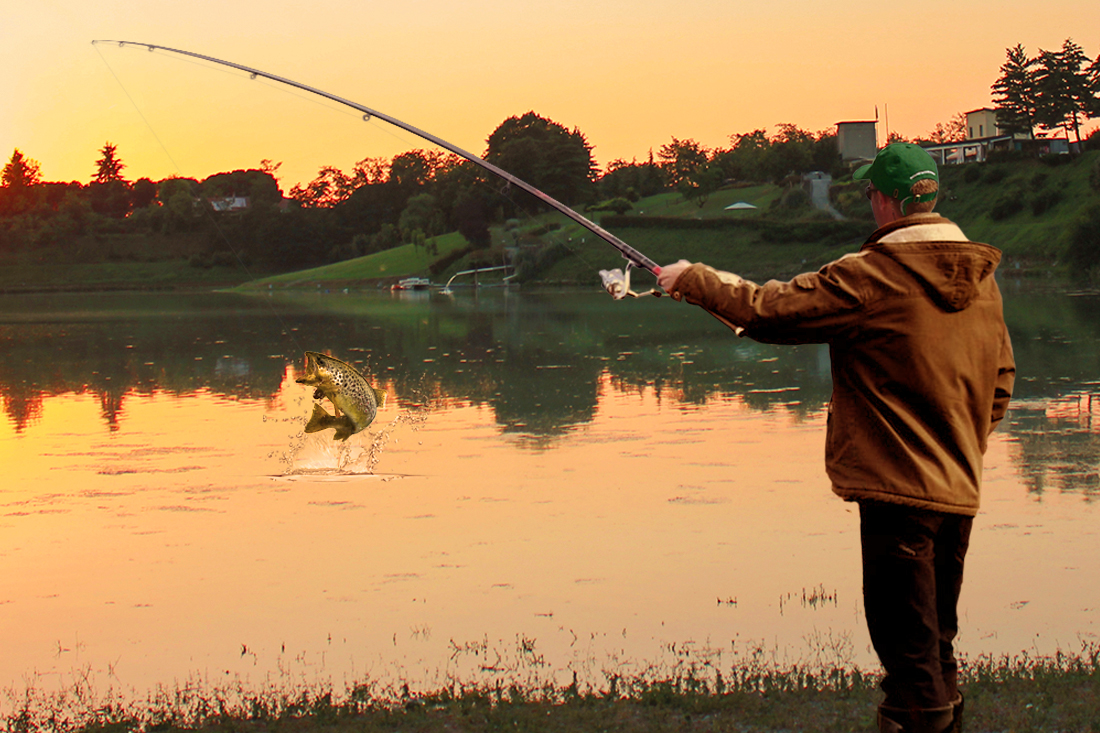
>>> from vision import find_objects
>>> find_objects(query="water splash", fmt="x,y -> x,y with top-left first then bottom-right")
271,405 -> 427,477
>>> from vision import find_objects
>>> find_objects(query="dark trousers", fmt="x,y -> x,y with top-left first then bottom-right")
860,501 -> 973,712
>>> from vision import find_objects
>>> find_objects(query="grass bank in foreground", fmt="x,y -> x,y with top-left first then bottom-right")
8,647 -> 1099,733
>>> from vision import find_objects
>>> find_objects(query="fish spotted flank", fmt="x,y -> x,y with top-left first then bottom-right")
294,351 -> 387,441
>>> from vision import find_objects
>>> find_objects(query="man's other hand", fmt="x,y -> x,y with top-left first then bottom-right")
657,260 -> 694,293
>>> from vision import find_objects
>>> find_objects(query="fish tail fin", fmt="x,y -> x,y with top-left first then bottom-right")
304,403 -> 334,434
373,387 -> 388,409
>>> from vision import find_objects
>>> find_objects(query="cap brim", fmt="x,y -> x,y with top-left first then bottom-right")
852,163 -> 873,180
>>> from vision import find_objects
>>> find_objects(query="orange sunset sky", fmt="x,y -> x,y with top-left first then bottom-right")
3,0 -> 1098,191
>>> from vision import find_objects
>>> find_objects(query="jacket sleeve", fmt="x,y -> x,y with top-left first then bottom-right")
990,323 -> 1015,434
668,261 -> 865,344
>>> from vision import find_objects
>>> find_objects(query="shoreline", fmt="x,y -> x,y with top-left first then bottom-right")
6,645 -> 1098,733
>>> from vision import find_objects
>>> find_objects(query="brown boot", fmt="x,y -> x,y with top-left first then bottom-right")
948,693 -> 964,733
877,703 -> 956,733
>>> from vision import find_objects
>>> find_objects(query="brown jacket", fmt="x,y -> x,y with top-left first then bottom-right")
668,214 -> 1015,516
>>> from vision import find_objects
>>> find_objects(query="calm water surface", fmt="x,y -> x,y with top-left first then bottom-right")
1,283 -> 1098,704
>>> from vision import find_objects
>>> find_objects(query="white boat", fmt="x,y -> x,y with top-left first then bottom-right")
391,277 -> 431,291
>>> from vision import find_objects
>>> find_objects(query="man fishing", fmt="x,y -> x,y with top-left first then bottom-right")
98,43 -> 1013,728
657,143 -> 1015,733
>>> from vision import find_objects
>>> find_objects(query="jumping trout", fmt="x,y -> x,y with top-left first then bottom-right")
295,351 -> 387,441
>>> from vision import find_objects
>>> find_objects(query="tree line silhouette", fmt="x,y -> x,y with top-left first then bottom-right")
0,111 -> 849,273
3,37 -> 1097,274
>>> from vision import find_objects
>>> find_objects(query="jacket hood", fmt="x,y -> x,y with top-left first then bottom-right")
864,214 -> 1001,312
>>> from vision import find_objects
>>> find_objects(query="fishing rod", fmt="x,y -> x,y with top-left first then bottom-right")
91,40 -> 661,299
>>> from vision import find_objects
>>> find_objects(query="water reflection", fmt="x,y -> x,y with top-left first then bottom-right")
1008,397 -> 1100,498
3,287 -> 1098,481
1,283 -> 1099,701
0,290 -> 834,438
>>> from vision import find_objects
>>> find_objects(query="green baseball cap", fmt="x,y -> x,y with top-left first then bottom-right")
853,143 -> 938,208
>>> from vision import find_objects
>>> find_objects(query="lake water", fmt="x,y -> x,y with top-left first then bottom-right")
2,282 -> 1099,709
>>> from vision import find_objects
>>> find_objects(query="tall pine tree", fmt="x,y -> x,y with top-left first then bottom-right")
1033,39 -> 1095,146
992,44 -> 1037,139
93,142 -> 126,183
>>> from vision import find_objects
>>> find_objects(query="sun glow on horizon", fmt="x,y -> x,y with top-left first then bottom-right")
4,0 -> 1099,190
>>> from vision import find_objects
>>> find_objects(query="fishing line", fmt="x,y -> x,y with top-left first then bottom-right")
92,41 -> 661,275
94,39 -> 675,313
93,42 -> 307,355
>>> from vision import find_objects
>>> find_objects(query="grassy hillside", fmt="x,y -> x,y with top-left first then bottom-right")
239,184 -> 861,291
244,151 -> 1099,291
6,152 -> 1093,294
936,149 -> 1100,268
235,231 -> 470,290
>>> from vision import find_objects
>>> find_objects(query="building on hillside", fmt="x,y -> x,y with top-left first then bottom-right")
208,196 -> 250,212
965,108 -> 1002,140
920,108 -> 1068,165
836,121 -> 877,163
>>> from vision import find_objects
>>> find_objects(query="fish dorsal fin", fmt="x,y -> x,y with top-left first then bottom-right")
373,387 -> 388,408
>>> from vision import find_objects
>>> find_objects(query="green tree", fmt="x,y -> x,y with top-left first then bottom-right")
94,142 -> 126,183
992,44 -> 1038,138
1090,55 -> 1100,119
1066,203 -> 1100,278
926,113 -> 967,143
767,124 -> 815,179
810,131 -> 841,175
259,159 -> 282,184
713,129 -> 771,182
485,111 -> 597,206
451,189 -> 491,249
398,193 -> 445,238
0,149 -> 43,217
681,163 -> 724,208
131,178 -> 158,210
597,153 -> 667,200
1033,39 -> 1095,147
370,222 -> 401,253
389,149 -> 450,190
201,169 -> 282,205
2,149 -> 42,189
290,166 -> 356,208
157,178 -> 200,232
657,137 -> 709,188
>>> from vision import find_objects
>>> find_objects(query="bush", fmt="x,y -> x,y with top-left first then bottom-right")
428,245 -> 473,276
1039,154 -> 1073,167
586,198 -> 634,215
772,188 -> 810,210
210,250 -> 239,267
983,166 -> 1008,184
525,222 -> 561,237
963,165 -> 983,183
986,148 -> 1031,164
513,240 -> 572,282
1031,187 -> 1063,216
759,220 -> 867,245
989,195 -> 1024,221
1067,203 -> 1100,275
1090,159 -> 1100,192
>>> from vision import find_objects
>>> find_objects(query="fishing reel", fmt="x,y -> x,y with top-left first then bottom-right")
599,262 -> 662,300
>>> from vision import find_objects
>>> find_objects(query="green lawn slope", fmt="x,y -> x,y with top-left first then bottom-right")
247,151 -> 1099,292
235,232 -> 470,290
12,151 -> 1085,295
936,149 -> 1100,269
